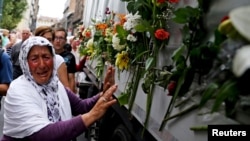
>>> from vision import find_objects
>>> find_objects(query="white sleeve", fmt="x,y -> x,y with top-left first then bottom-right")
55,54 -> 65,69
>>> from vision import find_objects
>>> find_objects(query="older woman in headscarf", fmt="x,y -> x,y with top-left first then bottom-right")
34,25 -> 71,91
1,36 -> 117,141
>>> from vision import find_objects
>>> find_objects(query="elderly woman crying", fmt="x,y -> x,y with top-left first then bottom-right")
1,36 -> 117,141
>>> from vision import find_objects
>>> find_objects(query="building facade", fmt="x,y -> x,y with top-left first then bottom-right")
43,0 -> 85,36
62,0 -> 76,36
72,0 -> 84,34
36,16 -> 59,27
17,0 -> 39,32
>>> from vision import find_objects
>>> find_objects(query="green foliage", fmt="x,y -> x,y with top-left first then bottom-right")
172,6 -> 201,24
0,0 -> 28,30
125,0 -> 153,21
116,25 -> 128,39
165,0 -> 245,124
211,80 -> 238,113
199,82 -> 219,108
189,42 -> 219,75
145,57 -> 154,71
135,20 -> 153,33
160,0 -> 223,130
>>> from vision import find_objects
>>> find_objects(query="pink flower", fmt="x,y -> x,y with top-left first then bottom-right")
105,7 -> 111,14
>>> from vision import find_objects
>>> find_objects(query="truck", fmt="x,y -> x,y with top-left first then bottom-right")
76,0 -> 250,140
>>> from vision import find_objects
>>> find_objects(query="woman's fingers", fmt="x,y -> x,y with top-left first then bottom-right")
103,66 -> 115,92
104,66 -> 113,82
104,84 -> 117,97
111,67 -> 115,84
100,84 -> 117,104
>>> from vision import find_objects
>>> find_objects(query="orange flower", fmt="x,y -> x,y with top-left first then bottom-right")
96,23 -> 108,30
154,29 -> 170,40
85,31 -> 91,38
117,13 -> 126,25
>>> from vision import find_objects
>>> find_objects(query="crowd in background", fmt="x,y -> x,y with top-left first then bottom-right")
0,26 -> 87,107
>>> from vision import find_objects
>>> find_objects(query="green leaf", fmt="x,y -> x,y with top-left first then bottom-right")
141,82 -> 150,94
126,1 -> 135,13
128,67 -> 143,111
175,56 -> 186,69
199,83 -> 219,108
91,18 -> 96,23
116,25 -> 128,38
135,20 -> 153,33
117,93 -> 129,106
131,50 -> 151,64
212,80 -> 237,112
180,25 -> 192,43
214,29 -> 227,46
145,57 -> 155,71
172,6 -> 201,24
171,45 -> 186,62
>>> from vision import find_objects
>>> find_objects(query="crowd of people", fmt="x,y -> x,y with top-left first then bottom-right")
0,26 -> 117,141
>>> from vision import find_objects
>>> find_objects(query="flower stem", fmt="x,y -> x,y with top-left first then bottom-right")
190,125 -> 208,131
142,41 -> 158,135
163,104 -> 199,122
159,68 -> 189,131
128,65 -> 143,112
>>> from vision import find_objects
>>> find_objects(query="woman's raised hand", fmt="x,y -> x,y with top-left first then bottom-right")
103,66 -> 115,93
82,84 -> 117,127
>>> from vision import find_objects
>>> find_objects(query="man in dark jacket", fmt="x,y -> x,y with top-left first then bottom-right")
11,28 -> 30,79
53,27 -> 77,93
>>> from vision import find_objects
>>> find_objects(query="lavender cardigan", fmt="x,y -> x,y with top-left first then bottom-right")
1,89 -> 99,141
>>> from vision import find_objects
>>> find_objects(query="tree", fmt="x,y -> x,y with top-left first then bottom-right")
0,0 -> 27,30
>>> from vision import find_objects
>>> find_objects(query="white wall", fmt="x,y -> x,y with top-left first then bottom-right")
83,0 -> 127,27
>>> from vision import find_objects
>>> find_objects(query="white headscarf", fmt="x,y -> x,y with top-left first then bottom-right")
19,36 -> 61,122
3,36 -> 72,138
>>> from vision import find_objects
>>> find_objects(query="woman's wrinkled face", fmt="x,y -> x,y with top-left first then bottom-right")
27,45 -> 53,85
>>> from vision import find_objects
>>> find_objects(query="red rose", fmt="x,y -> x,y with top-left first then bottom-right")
220,16 -> 229,23
167,81 -> 176,96
168,0 -> 179,3
154,29 -> 170,40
